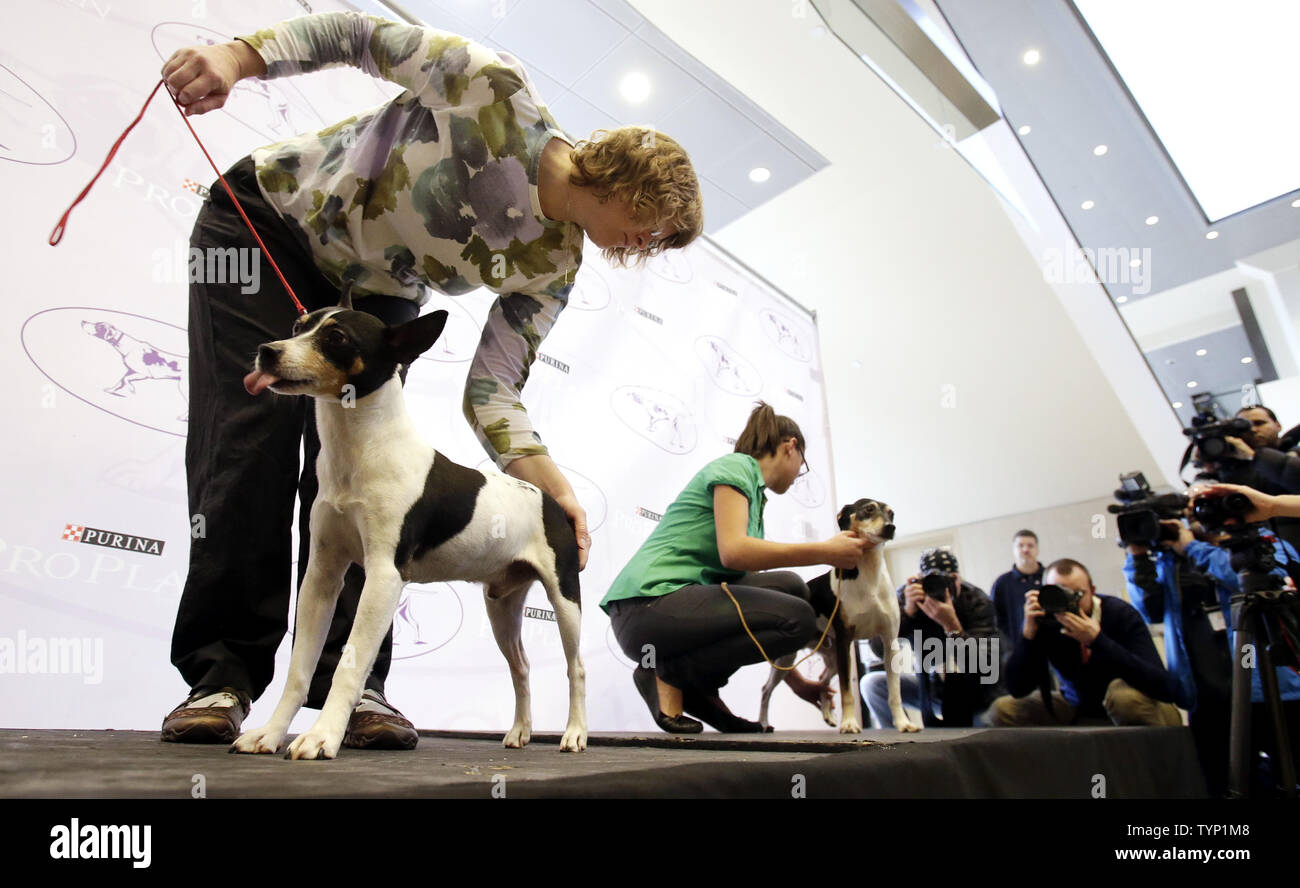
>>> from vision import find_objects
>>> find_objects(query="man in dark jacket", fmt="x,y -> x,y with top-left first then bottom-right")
991,529 -> 1044,656
990,557 -> 1182,726
863,548 -> 1001,727
1203,406 -> 1300,555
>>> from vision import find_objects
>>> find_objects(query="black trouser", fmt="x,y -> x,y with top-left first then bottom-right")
608,571 -> 818,692
172,156 -> 418,708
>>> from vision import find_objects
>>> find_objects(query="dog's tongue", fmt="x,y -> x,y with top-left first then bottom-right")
243,369 -> 279,395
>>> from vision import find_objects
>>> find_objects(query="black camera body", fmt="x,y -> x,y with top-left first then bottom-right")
1037,583 -> 1084,627
921,572 -> 955,601
1184,415 -> 1252,463
1108,471 -> 1188,547
1191,491 -> 1254,529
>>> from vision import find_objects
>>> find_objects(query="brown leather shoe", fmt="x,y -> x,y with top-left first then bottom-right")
343,690 -> 418,750
161,687 -> 251,744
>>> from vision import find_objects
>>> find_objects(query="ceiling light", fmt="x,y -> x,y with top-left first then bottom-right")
1292,199 -> 1300,208
1018,124 -> 1032,135
619,72 -> 652,103
1023,49 -> 1041,65
1242,356 -> 1254,364
1116,296 -> 1128,303
1093,144 -> 1108,156
1186,381 -> 1198,388
1206,231 -> 1219,239
1173,401 -> 1184,409
1129,258 -> 1141,268
1196,349 -> 1208,356
851,359 -> 861,369
749,167 -> 771,183
1145,215 -> 1159,225
811,26 -> 826,37
1081,200 -> 1095,210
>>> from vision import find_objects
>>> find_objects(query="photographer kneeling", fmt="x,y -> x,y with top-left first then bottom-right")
991,558 -> 1181,726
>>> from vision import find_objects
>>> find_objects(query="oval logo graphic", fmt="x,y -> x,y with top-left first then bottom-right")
789,469 -> 826,509
391,581 -> 464,660
24,308 -> 189,437
152,23 -> 326,143
695,335 -> 762,396
647,250 -> 693,284
569,267 -> 610,311
759,307 -> 813,362
0,64 -> 76,165
610,386 -> 698,454
415,296 -> 481,363
475,460 -> 609,533
605,623 -> 636,670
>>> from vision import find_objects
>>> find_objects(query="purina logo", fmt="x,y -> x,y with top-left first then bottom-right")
181,178 -> 211,200
524,606 -> 556,622
634,306 -> 663,325
637,507 -> 663,522
62,524 -> 165,557
538,352 -> 570,374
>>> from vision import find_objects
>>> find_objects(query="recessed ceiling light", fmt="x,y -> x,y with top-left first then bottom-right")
1196,349 -> 1208,356
1018,124 -> 1032,135
1081,200 -> 1095,210
1186,381 -> 1198,388
1129,258 -> 1141,268
1206,231 -> 1219,239
1173,401 -> 1184,409
1292,198 -> 1300,208
749,167 -> 771,183
619,72 -> 652,103
851,359 -> 861,369
811,26 -> 826,37
1116,296 -> 1129,303
1093,144 -> 1108,156
1023,49 -> 1041,65
1145,215 -> 1160,225
1242,356 -> 1254,364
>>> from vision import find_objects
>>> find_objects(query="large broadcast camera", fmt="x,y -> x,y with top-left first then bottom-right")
1184,414 -> 1253,463
1108,471 -> 1188,547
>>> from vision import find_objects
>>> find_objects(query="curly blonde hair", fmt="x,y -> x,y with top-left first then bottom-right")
568,126 -> 703,266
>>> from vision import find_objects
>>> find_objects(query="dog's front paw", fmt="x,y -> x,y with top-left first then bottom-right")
230,725 -> 286,755
285,728 -> 342,760
559,724 -> 587,752
896,719 -> 922,733
838,716 -> 862,734
502,721 -> 531,749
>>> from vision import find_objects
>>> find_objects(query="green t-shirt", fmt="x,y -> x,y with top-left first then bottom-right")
600,453 -> 767,613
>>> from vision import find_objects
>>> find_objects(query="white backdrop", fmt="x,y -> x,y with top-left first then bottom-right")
1,0 -> 839,736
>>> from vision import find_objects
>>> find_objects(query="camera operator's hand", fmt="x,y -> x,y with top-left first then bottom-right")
918,587 -> 961,634
1190,482 -> 1280,523
903,577 -> 925,617
1057,610 -> 1101,645
1022,590 -> 1044,640
1126,543 -> 1150,556
1224,436 -> 1255,461
1160,519 -> 1195,554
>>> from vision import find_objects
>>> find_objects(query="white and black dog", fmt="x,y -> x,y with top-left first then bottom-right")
231,290 -> 586,759
758,499 -> 920,734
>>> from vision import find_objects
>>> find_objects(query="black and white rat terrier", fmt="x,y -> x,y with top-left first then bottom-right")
232,288 -> 586,758
758,499 -> 920,733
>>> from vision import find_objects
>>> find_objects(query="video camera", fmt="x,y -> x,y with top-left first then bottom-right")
1184,414 -> 1253,463
1107,471 -> 1188,547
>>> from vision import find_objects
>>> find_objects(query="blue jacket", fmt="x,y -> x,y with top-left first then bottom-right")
1124,531 -> 1300,710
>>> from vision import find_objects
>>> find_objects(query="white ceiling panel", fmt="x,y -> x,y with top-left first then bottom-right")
705,132 -> 817,210
488,0 -> 628,87
571,34 -> 703,128
658,88 -> 764,180
697,176 -> 748,231
420,0 -> 525,37
397,0 -> 488,39
548,90 -> 622,142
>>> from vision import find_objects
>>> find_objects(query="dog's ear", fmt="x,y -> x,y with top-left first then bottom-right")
384,310 -> 448,364
337,281 -> 354,311
837,505 -> 853,530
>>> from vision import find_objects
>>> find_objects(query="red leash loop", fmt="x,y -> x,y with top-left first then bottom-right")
49,78 -> 307,316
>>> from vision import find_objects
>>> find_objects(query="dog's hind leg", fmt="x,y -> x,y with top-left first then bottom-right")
484,581 -> 533,749
832,614 -> 862,733
758,656 -> 793,730
232,513 -> 350,755
286,553 -> 404,760
883,615 -> 921,733
538,567 -> 586,752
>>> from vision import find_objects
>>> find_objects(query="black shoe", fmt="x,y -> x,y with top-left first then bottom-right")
682,687 -> 765,733
632,666 -> 702,734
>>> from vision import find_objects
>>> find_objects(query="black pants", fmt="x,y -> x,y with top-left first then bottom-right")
172,156 -> 417,708
608,571 -> 818,692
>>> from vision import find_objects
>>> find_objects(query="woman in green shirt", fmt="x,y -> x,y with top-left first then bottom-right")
601,403 -> 869,732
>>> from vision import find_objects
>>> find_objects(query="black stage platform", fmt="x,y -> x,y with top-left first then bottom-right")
0,726 -> 1206,798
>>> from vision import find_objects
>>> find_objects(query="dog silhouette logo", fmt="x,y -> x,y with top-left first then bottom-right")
759,308 -> 813,362
391,581 -> 465,660
568,267 -> 611,311
23,308 -> 190,436
789,468 -> 826,509
413,296 -> 481,364
695,335 -> 762,396
0,63 -> 76,165
611,386 -> 698,454
647,250 -> 693,284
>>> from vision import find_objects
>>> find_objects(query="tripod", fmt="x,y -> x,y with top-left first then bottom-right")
1227,578 -> 1298,798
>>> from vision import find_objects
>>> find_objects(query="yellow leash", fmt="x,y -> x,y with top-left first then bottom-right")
721,573 -> 842,671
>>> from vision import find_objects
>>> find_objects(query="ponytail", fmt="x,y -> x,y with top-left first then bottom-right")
735,401 -> 804,460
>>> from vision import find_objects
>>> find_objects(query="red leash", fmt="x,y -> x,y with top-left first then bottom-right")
49,78 -> 307,316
